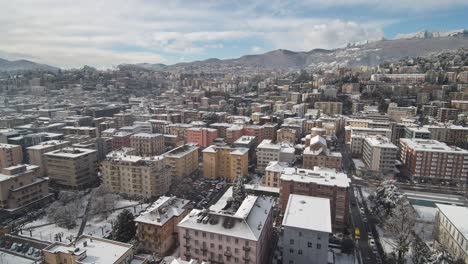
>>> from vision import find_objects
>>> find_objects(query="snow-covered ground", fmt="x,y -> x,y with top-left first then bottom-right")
413,205 -> 437,222
0,252 -> 35,264
330,248 -> 355,264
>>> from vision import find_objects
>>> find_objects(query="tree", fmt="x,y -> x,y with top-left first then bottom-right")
202,112 -> 219,125
111,209 -> 136,243
383,199 -> 416,264
369,181 -> 403,219
232,177 -> 246,209
90,186 -> 119,219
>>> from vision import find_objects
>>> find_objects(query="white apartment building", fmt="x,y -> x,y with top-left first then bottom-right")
362,136 -> 398,174
434,204 -> 468,263
282,194 -> 331,264
256,139 -> 295,170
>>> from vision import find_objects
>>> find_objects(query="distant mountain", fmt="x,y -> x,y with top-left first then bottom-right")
161,34 -> 468,71
0,58 -> 59,72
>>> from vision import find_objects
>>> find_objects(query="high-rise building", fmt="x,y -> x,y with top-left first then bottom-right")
362,136 -> 398,174
399,138 -> 468,184
186,128 -> 218,148
101,150 -> 170,198
303,135 -> 342,171
202,145 -> 249,182
163,144 -> 199,179
256,140 -> 295,170
130,133 -> 165,156
45,147 -> 98,189
314,102 -> 343,115
27,140 -> 71,176
0,143 -> 23,169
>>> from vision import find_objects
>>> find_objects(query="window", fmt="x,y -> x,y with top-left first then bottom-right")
298,250 -> 303,255
219,245 -> 223,250
317,244 -> 321,249
210,243 -> 214,248
299,232 -> 302,237
308,242 -> 312,248
317,234 -> 321,240
289,248 -> 294,253
202,232 -> 206,238
290,239 -> 294,244
235,238 -> 239,244
234,257 -> 239,263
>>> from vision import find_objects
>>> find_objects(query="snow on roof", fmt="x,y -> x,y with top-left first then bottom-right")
280,166 -> 350,188
309,135 -> 327,147
178,187 -> 274,241
135,196 -> 190,226
282,194 -> 332,233
44,147 -> 96,158
130,133 -> 163,138
26,140 -> 70,150
44,235 -> 133,264
364,136 -> 398,149
266,161 -> 290,173
400,138 -> 468,154
436,204 -> 468,239
257,139 -> 281,150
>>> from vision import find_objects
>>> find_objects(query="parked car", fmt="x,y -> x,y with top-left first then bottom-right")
22,245 -> 30,254
28,247 -> 35,255
16,243 -> 24,252
369,238 -> 376,247
34,248 -> 41,257
10,242 -> 18,251
4,241 -> 12,249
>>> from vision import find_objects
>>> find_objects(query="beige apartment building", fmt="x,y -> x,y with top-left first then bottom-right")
45,147 -> 98,189
0,164 -> 49,210
0,143 -> 23,169
101,150 -> 170,198
27,140 -> 71,176
276,128 -> 297,144
130,133 -> 165,156
163,144 -> 199,179
202,145 -> 249,182
362,136 -> 398,174
263,161 -> 289,188
303,135 -> 342,171
135,196 -> 191,255
314,101 -> 343,115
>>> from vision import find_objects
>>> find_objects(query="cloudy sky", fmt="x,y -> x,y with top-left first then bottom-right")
0,0 -> 467,68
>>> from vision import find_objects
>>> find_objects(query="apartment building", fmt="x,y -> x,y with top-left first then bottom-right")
27,140 -> 71,176
130,133 -> 165,156
314,102 -> 343,115
42,235 -> 147,264
177,187 -> 274,264
45,147 -> 98,189
362,136 -> 398,174
399,138 -> 468,184
135,196 -> 191,255
277,128 -> 297,144
233,136 -> 257,164
202,145 -> 249,182
263,161 -> 289,188
344,126 -> 392,144
0,164 -> 49,210
114,113 -> 135,128
434,204 -> 468,264
0,143 -> 23,169
101,150 -> 170,198
404,126 -> 431,139
186,128 -> 218,148
303,135 -> 342,171
282,195 -> 332,264
163,144 -> 199,179
112,131 -> 133,150
256,139 -> 295,170
262,123 -> 278,141
279,167 -> 351,229
426,125 -> 468,146
437,108 -> 459,123
62,126 -> 98,138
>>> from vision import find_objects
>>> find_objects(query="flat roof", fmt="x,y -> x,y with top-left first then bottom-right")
44,235 -> 132,264
400,138 -> 468,154
282,194 -> 332,233
280,166 -> 350,188
436,204 -> 468,239
45,147 -> 96,158
364,136 -> 398,149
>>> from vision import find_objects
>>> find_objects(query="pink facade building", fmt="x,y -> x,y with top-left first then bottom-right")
186,128 -> 218,148
178,187 -> 274,264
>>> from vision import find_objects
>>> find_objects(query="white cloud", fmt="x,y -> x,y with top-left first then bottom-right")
0,0 -> 465,67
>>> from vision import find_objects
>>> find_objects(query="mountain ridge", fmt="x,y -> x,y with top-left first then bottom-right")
0,58 -> 59,72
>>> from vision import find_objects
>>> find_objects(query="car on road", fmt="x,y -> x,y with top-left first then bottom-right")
16,243 -> 24,252
34,248 -> 41,258
360,207 -> 365,214
22,245 -> 30,254
11,242 -> 18,251
28,247 -> 35,255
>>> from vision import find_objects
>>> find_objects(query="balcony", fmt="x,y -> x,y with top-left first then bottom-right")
183,234 -> 191,239
242,246 -> 251,251
224,251 -> 232,257
184,244 -> 191,249
242,256 -> 250,261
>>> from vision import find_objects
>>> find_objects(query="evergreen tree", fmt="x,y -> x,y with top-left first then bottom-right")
111,209 -> 136,243
232,177 -> 246,209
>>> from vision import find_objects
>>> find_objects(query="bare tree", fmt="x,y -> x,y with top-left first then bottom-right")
383,198 -> 416,264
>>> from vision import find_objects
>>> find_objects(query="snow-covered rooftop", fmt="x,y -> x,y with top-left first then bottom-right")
280,166 -> 350,188
44,147 -> 96,158
400,138 -> 468,154
135,196 -> 190,226
436,204 -> 468,239
282,194 -> 332,233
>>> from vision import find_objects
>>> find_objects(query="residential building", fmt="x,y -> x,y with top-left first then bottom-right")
135,196 -> 191,255
202,145 -> 249,182
434,204 -> 468,264
130,133 -> 165,156
399,138 -> 468,184
186,128 -> 218,148
362,136 -> 398,174
233,136 -> 257,164
303,135 -> 342,171
404,126 -> 432,139
314,102 -> 343,115
45,147 -> 98,189
344,126 -> 392,144
0,143 -> 23,169
42,235 -> 147,264
101,150 -> 170,198
0,164 -> 49,210
437,108 -> 459,123
282,195 -> 332,264
163,144 -> 199,179
112,131 -> 133,150
256,140 -> 295,170
277,128 -> 297,144
263,161 -> 289,188
27,140 -> 71,176
177,187 -> 274,264
279,167 -> 351,229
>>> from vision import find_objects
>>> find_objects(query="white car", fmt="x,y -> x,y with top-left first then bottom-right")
369,238 -> 376,247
